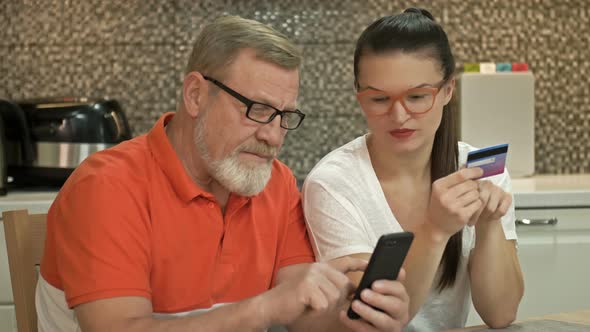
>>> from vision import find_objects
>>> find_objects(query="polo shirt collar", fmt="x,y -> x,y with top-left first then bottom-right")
147,112 -> 210,202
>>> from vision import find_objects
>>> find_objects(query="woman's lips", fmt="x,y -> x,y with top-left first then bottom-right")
389,128 -> 416,139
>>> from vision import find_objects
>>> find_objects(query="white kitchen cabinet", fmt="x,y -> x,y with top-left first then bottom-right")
515,208 -> 590,318
467,207 -> 590,326
466,175 -> 590,326
0,304 -> 17,332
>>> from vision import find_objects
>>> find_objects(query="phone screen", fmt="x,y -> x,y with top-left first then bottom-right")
347,231 -> 414,320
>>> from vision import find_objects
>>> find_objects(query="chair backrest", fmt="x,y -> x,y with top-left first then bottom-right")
2,209 -> 47,332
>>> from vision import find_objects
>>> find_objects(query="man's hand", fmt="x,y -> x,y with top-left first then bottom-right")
339,268 -> 410,332
264,257 -> 368,326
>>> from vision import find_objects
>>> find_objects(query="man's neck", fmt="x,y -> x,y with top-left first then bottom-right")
165,112 -> 231,210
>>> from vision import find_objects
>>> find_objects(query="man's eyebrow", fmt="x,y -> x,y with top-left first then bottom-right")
253,96 -> 298,111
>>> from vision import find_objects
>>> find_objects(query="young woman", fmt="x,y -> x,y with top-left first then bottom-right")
302,8 -> 524,331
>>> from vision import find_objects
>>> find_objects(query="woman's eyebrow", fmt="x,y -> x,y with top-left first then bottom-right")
363,85 -> 385,91
363,82 -> 436,92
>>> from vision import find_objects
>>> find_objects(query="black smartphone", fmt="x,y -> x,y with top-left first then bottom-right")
347,231 -> 414,320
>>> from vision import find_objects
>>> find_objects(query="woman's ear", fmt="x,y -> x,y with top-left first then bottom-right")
443,78 -> 456,106
182,71 -> 208,118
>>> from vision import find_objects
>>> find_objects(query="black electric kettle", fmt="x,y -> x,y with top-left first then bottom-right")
0,100 -> 36,195
0,98 -> 132,189
0,111 -> 5,195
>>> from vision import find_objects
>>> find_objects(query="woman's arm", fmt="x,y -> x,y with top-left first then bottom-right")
398,224 -> 451,318
402,168 -> 484,319
469,181 -> 525,328
470,223 -> 524,327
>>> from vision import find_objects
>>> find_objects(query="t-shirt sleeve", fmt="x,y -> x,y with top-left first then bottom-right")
469,170 -> 518,253
494,169 -> 518,240
276,173 -> 315,269
51,175 -> 152,308
302,178 -> 374,262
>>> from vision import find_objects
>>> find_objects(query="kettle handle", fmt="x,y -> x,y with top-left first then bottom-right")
0,100 -> 36,164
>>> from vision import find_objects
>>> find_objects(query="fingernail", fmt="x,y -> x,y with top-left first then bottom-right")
361,289 -> 372,300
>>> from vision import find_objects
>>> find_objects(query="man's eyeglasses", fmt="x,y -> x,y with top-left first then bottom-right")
356,80 -> 447,116
203,76 -> 306,130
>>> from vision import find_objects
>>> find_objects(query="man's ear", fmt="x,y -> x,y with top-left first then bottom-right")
182,71 -> 208,118
443,78 -> 456,106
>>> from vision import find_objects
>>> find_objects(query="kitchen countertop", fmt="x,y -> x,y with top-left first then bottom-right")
448,309 -> 590,331
0,189 -> 58,215
0,174 -> 589,209
0,189 -> 58,204
512,174 -> 590,208
0,190 -> 58,202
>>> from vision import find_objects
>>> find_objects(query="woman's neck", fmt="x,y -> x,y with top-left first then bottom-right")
366,133 -> 433,183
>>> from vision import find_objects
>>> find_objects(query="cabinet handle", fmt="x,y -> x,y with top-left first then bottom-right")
516,218 -> 558,226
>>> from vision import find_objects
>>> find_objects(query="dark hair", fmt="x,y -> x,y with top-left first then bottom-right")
354,8 -> 460,292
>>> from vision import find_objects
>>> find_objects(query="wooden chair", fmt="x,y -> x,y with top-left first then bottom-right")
2,209 -> 47,332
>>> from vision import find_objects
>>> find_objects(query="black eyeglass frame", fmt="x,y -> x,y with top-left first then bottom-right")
203,76 -> 306,130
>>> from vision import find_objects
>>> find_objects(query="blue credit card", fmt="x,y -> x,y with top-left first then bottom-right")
466,143 -> 509,179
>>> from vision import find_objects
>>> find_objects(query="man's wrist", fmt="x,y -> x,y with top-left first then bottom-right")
250,288 -> 277,329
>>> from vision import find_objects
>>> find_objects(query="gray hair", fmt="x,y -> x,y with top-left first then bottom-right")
185,15 -> 302,79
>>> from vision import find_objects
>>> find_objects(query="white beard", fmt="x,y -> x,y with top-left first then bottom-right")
194,115 -> 275,197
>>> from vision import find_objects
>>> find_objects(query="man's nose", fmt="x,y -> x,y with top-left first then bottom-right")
255,114 -> 285,148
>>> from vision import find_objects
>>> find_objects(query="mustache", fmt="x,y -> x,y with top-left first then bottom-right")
237,141 -> 278,158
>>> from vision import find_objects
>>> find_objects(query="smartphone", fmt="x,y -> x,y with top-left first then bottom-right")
347,231 -> 414,320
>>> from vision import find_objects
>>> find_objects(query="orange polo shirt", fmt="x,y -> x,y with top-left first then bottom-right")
40,112 -> 314,313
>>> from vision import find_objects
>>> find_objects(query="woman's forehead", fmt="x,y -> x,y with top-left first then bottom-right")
358,53 -> 443,89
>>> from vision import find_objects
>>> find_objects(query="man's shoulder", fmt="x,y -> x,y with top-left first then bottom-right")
63,135 -> 152,191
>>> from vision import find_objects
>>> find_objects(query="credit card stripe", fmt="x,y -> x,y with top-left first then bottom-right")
469,143 -> 508,154
467,146 -> 508,161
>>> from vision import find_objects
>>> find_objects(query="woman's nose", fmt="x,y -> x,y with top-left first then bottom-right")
389,100 -> 410,123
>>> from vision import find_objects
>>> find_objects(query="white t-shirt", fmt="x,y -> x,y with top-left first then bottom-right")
36,276 -> 233,332
301,135 -> 517,332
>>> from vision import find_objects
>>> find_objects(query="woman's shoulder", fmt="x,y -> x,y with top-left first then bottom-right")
457,141 -> 499,167
304,135 -> 371,188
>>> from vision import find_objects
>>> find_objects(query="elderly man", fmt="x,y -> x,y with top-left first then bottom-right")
36,16 -> 409,332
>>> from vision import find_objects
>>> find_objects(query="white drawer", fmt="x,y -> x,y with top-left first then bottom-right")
515,208 -> 590,319
515,208 -> 590,245
467,208 -> 590,326
515,208 -> 590,230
